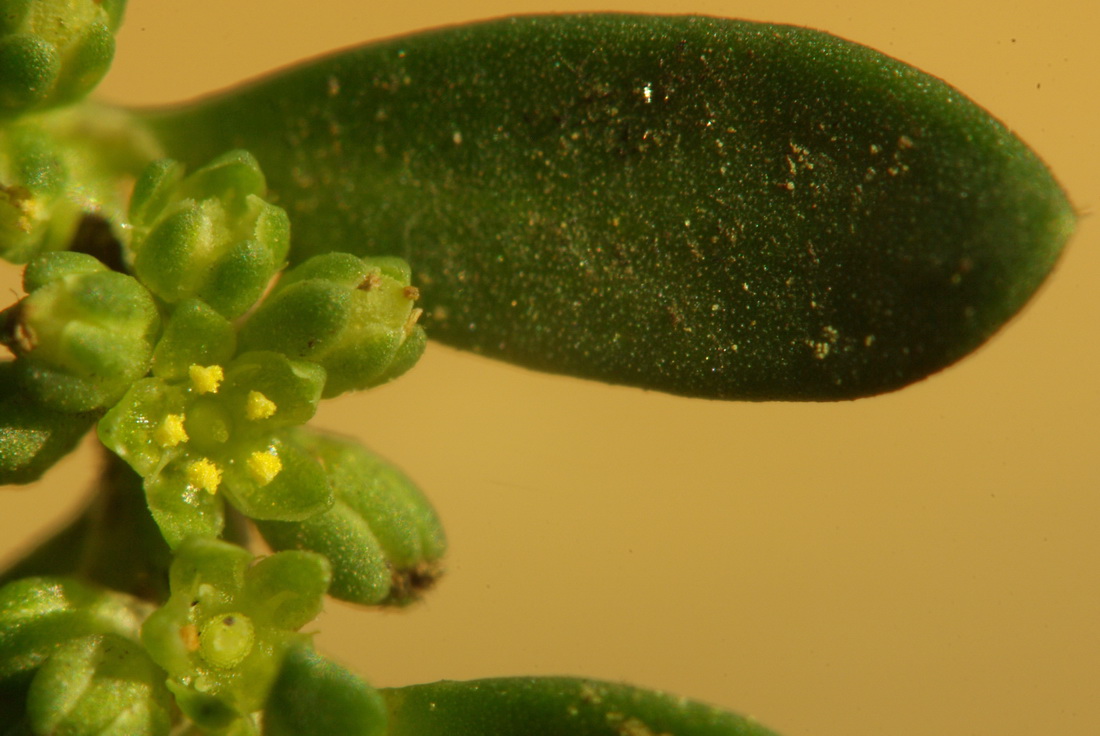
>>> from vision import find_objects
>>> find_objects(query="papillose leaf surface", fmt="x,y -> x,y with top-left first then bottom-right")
143,14 -> 1075,400
381,677 -> 779,736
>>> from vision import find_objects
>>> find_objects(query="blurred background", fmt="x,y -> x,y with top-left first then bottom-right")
2,2 -> 1097,735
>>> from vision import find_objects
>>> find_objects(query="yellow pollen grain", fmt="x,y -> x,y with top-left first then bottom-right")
187,458 -> 222,494
189,364 -> 224,394
155,414 -> 189,447
246,391 -> 278,420
247,451 -> 282,486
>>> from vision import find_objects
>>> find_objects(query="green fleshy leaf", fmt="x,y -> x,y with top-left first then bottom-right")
381,677 -> 781,736
148,14 -> 1075,400
0,363 -> 96,485
263,645 -> 386,736
26,634 -> 172,736
0,577 -> 145,684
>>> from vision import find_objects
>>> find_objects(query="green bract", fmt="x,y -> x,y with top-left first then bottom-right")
0,251 -> 159,412
141,538 -> 331,729
256,428 -> 446,606
128,150 -> 290,318
98,351 -> 330,547
239,253 -> 426,397
0,0 -> 127,117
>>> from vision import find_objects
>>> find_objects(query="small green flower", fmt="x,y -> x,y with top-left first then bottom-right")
0,251 -> 160,412
239,252 -> 426,397
128,150 -> 290,318
98,350 -> 331,546
0,0 -> 127,117
141,538 -> 330,729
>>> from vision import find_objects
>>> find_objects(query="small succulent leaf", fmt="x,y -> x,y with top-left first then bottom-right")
256,428 -> 444,606
26,633 -> 172,736
21,250 -> 104,291
148,14 -> 1075,400
381,677 -> 781,736
129,158 -> 185,229
263,645 -> 387,736
151,298 -> 238,381
238,277 -> 352,359
242,551 -> 331,631
0,577 -> 145,684
0,363 -> 96,485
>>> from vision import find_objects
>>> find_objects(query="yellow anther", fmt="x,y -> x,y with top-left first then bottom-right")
155,414 -> 189,447
246,451 -> 282,486
245,391 -> 278,421
186,458 -> 222,494
189,364 -> 225,395
403,307 -> 424,337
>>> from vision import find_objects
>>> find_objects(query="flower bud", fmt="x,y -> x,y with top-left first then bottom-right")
129,150 -> 290,318
0,0 -> 127,116
255,428 -> 445,606
1,251 -> 159,412
240,252 -> 426,397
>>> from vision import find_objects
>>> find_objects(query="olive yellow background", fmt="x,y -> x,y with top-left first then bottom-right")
3,2 -> 1098,735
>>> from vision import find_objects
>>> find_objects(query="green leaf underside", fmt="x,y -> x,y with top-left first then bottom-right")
142,14 -> 1074,400
381,677 -> 780,736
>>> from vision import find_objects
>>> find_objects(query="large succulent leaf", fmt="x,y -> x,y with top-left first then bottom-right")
141,14 -> 1074,400
380,677 -> 779,736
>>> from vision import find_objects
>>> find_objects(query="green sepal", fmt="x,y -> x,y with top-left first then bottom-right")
256,428 -> 445,606
381,677 -> 781,736
129,150 -> 289,318
151,299 -> 237,381
218,352 -> 326,437
263,645 -> 387,736
0,0 -> 126,117
3,252 -> 159,412
144,463 -> 226,549
0,362 -> 96,485
142,539 -> 330,722
220,432 -> 332,522
97,377 -> 188,478
26,634 -> 172,736
239,253 -> 425,397
241,552 -> 330,631
0,576 -> 146,685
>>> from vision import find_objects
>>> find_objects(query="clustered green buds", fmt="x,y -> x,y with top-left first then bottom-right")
240,252 -> 426,397
141,538 -> 331,730
1,251 -> 159,412
0,0 -> 127,117
128,149 -> 290,318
